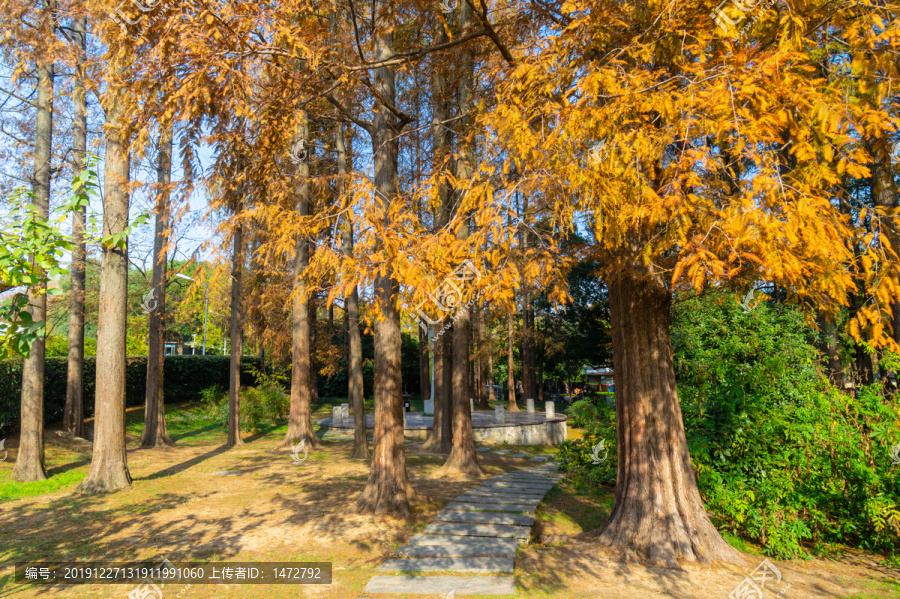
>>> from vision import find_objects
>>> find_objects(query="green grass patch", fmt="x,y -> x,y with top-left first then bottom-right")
0,469 -> 85,502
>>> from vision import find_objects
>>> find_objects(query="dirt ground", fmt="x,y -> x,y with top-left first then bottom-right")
0,404 -> 897,599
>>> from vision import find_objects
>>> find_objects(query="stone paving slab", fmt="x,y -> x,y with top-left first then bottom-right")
476,446 -> 492,452
509,452 -> 530,458
363,575 -> 515,595
436,510 -> 535,526
490,482 -> 556,488
405,534 -> 521,549
492,449 -> 511,454
529,455 -> 549,462
455,494 -> 541,506
464,489 -> 546,499
397,542 -> 519,558
480,481 -> 555,491
424,522 -> 531,539
445,502 -> 535,513
495,476 -> 560,484
380,557 -> 515,573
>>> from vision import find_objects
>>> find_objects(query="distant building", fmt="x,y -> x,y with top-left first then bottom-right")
581,366 -> 614,392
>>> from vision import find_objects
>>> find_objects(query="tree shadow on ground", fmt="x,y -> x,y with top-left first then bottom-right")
138,445 -> 232,481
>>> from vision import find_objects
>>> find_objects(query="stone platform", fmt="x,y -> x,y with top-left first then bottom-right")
317,410 -> 567,446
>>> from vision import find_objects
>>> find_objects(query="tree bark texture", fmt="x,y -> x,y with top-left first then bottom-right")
14,5 -> 53,482
64,14 -> 87,439
77,62 -> 132,493
141,124 -> 174,448
227,224 -> 245,448
591,270 -> 745,566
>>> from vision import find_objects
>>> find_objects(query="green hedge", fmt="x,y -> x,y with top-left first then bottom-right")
0,355 -> 260,435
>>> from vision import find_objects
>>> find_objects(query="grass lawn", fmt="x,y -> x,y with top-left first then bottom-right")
0,400 -> 895,598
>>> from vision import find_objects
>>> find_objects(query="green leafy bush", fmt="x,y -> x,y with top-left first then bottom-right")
199,382 -> 288,432
558,293 -> 900,559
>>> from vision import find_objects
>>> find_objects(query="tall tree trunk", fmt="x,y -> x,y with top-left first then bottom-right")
476,303 -> 489,408
141,124 -> 174,448
336,118 -> 367,459
588,269 -> 745,566
520,193 -> 536,402
441,328 -> 453,444
64,14 -> 87,439
438,0 -> 483,477
77,59 -> 132,493
309,290 -> 319,405
422,22 -> 452,454
423,324 -> 452,453
868,134 -> 900,347
14,1 -> 54,482
507,312 -> 518,410
486,309 -> 495,403
227,224 -> 245,448
838,192 -> 875,386
282,113 -> 318,448
347,279 -> 367,459
355,5 -> 416,514
816,311 -> 844,387
419,327 -> 430,402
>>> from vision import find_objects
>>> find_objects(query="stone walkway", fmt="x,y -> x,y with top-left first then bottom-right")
361,463 -> 561,597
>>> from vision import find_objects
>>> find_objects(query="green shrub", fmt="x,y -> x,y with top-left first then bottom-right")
241,383 -> 289,431
199,382 -> 288,432
557,293 -> 900,559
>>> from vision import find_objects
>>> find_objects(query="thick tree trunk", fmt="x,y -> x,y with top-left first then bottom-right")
77,65 -> 132,493
141,124 -> 174,448
14,7 -> 53,482
507,313 -> 518,410
588,270 -> 745,566
439,307 -> 483,475
227,224 -> 245,448
336,118 -> 367,459
281,114 -> 319,449
64,14 -> 87,439
355,11 -> 416,514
